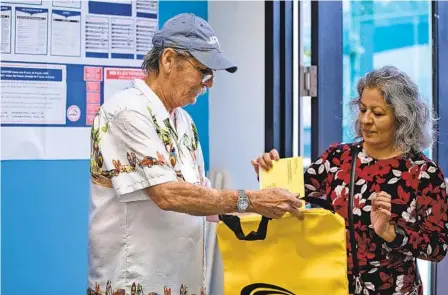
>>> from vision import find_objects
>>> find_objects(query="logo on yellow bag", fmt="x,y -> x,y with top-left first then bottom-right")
241,283 -> 295,295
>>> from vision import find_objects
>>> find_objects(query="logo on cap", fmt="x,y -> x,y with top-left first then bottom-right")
208,36 -> 220,49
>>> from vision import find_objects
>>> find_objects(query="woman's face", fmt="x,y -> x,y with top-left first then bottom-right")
358,87 -> 397,150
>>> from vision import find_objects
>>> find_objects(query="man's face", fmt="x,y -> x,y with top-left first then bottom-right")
167,51 -> 214,107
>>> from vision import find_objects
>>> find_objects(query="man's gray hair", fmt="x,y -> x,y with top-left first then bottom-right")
350,65 -> 435,154
141,46 -> 190,75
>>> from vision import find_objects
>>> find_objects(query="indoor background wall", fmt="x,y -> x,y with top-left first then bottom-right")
208,0 -> 265,191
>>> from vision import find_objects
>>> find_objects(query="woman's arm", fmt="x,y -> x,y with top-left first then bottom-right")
385,162 -> 448,262
303,144 -> 339,200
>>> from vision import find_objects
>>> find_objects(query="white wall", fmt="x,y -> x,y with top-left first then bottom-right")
208,1 -> 265,190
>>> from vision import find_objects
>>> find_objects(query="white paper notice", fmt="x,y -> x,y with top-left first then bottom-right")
111,17 -> 134,58
1,63 -> 67,125
136,0 -> 157,15
104,68 -> 145,102
1,6 -> 12,53
15,7 -> 48,55
136,18 -> 157,57
5,0 -> 42,4
51,10 -> 81,56
85,15 -> 109,58
52,0 -> 81,9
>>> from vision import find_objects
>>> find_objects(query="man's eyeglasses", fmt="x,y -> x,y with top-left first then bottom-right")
184,58 -> 215,84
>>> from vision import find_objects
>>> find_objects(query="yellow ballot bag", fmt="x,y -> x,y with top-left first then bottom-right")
216,157 -> 349,295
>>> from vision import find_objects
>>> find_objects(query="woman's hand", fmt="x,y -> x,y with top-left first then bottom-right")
371,192 -> 396,242
251,149 -> 280,177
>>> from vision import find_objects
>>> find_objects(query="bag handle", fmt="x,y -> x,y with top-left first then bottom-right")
219,214 -> 271,241
219,196 -> 335,241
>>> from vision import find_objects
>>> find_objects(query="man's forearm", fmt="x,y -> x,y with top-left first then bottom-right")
146,181 -> 240,216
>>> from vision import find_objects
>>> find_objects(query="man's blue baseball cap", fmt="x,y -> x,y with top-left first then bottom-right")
152,13 -> 237,73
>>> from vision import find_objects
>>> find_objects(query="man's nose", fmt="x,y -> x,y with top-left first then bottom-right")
203,77 -> 214,88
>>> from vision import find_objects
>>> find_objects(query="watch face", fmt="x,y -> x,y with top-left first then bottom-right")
238,198 -> 249,211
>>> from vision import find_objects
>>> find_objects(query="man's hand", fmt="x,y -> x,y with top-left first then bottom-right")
248,188 -> 303,220
251,149 -> 280,177
371,192 -> 396,242
249,149 -> 303,220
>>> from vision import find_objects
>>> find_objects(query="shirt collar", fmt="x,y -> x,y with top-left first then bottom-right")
133,79 -> 187,140
133,79 -> 170,122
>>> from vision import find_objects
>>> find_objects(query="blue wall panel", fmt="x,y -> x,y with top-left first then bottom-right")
1,160 -> 90,294
1,2 -> 209,295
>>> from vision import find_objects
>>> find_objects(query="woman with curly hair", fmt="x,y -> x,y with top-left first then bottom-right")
252,66 -> 448,295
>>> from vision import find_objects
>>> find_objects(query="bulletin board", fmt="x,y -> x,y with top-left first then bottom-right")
1,0 -> 157,159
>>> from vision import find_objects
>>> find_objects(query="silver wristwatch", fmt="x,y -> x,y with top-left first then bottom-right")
236,190 -> 250,213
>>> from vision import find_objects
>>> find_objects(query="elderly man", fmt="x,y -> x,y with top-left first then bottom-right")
88,13 -> 302,294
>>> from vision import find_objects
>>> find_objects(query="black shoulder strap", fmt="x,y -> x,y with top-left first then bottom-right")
349,145 -> 359,205
348,144 -> 361,288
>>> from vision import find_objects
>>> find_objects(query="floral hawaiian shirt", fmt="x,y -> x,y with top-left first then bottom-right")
88,79 -> 209,295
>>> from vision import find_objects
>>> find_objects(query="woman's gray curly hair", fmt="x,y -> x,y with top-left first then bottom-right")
350,65 -> 436,154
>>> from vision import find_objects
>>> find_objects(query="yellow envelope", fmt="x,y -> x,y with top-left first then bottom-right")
259,157 -> 305,197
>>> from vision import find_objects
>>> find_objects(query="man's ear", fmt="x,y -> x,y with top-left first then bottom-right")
160,48 -> 177,74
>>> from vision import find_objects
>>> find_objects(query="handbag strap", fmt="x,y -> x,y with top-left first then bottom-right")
219,196 -> 335,241
348,145 -> 361,292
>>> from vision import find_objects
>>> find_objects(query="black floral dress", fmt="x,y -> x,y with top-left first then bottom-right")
304,142 -> 448,295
